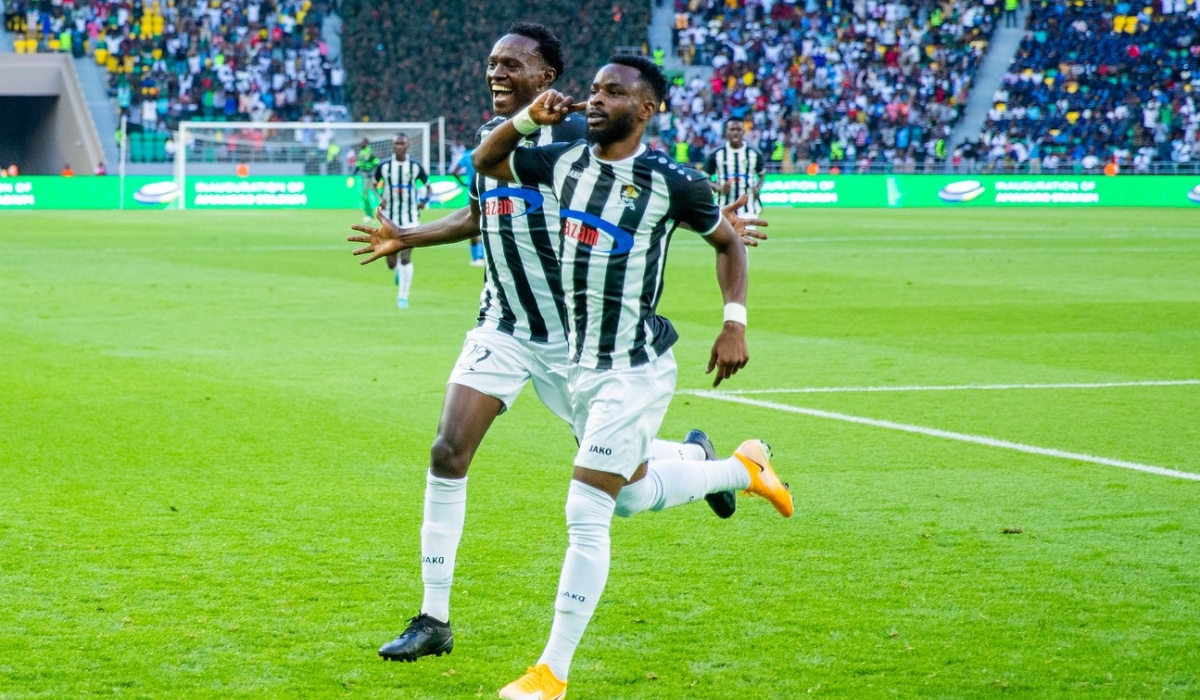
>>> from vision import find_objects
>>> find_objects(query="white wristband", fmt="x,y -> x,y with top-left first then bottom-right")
724,303 -> 747,326
511,108 -> 540,136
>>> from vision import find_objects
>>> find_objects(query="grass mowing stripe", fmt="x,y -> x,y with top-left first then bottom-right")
693,379 -> 1200,395
690,391 -> 1200,482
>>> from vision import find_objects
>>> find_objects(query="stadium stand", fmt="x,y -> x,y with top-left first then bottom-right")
664,0 -> 999,171
978,0 -> 1200,173
340,0 -> 651,143
5,0 -> 348,163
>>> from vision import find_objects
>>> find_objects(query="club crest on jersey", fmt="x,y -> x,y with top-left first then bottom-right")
619,184 -> 640,210
560,209 -> 635,255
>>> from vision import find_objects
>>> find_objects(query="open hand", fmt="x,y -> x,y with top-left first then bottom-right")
721,195 -> 769,247
348,207 -> 408,265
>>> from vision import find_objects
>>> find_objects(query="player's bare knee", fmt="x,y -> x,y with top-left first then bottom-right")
429,435 -> 472,479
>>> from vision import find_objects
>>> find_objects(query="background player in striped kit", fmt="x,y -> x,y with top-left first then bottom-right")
373,133 -> 431,308
704,119 -> 765,221
348,25 -> 771,670
472,56 -> 793,698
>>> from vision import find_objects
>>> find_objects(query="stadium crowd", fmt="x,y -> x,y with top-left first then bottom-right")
342,1 -> 650,142
663,0 -> 999,171
6,0 -> 348,135
9,0 -> 1198,173
977,0 -> 1200,172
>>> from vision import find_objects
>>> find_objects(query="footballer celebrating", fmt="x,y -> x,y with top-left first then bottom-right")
348,25 -> 772,671
472,56 -> 793,698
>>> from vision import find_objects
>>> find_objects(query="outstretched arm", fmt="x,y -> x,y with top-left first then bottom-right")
347,200 -> 481,265
701,218 -> 750,387
472,90 -> 583,181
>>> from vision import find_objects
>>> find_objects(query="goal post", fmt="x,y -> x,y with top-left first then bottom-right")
173,120 -> 443,210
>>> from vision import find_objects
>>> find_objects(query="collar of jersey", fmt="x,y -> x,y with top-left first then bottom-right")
589,143 -> 647,164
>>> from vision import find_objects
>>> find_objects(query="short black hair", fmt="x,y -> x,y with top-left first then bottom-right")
507,22 -> 565,84
608,54 -> 668,105
725,117 -> 744,129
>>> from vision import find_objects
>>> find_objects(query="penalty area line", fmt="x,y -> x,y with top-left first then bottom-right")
687,391 -> 1200,482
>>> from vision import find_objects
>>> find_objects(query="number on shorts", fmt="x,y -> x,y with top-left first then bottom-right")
457,342 -> 494,372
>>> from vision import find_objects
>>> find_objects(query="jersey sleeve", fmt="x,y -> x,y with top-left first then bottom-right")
551,113 -> 588,143
671,172 -> 722,235
415,162 -> 429,184
371,162 -> 383,181
468,174 -> 480,200
754,149 -> 766,176
703,151 -> 718,176
509,141 -> 575,187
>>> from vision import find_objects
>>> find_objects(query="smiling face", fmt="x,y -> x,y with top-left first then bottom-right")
585,64 -> 655,147
486,34 -> 555,117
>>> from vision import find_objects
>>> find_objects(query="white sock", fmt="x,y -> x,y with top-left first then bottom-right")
614,457 -> 751,517
646,438 -> 706,462
398,261 -> 413,300
419,471 -> 467,623
538,480 -> 615,680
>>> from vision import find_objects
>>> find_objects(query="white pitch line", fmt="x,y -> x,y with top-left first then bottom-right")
688,391 -> 1200,482
684,379 -> 1200,396
670,231 -> 1200,246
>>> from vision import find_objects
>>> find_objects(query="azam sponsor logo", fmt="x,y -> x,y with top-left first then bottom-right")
560,209 -> 634,255
564,218 -> 600,246
937,180 -> 986,203
133,180 -> 182,205
484,198 -> 515,216
479,186 -> 543,217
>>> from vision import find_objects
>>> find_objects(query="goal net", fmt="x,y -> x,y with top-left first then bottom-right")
172,120 -> 444,209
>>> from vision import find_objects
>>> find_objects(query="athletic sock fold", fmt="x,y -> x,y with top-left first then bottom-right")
614,457 -> 751,517
646,438 -> 705,462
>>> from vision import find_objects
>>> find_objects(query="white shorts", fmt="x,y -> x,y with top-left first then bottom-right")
446,327 -> 573,423
569,350 -> 677,479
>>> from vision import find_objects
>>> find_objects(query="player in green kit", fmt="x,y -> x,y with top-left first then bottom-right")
355,138 -> 381,221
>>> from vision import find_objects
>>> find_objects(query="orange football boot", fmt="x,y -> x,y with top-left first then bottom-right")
734,439 -> 794,517
498,663 -> 567,700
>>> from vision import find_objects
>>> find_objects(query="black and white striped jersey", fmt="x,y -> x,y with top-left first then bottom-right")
373,156 -> 429,227
704,144 -> 765,214
511,143 -> 721,370
469,113 -> 586,343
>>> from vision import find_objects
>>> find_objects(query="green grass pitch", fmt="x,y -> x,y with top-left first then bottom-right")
1,206 -> 1198,699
